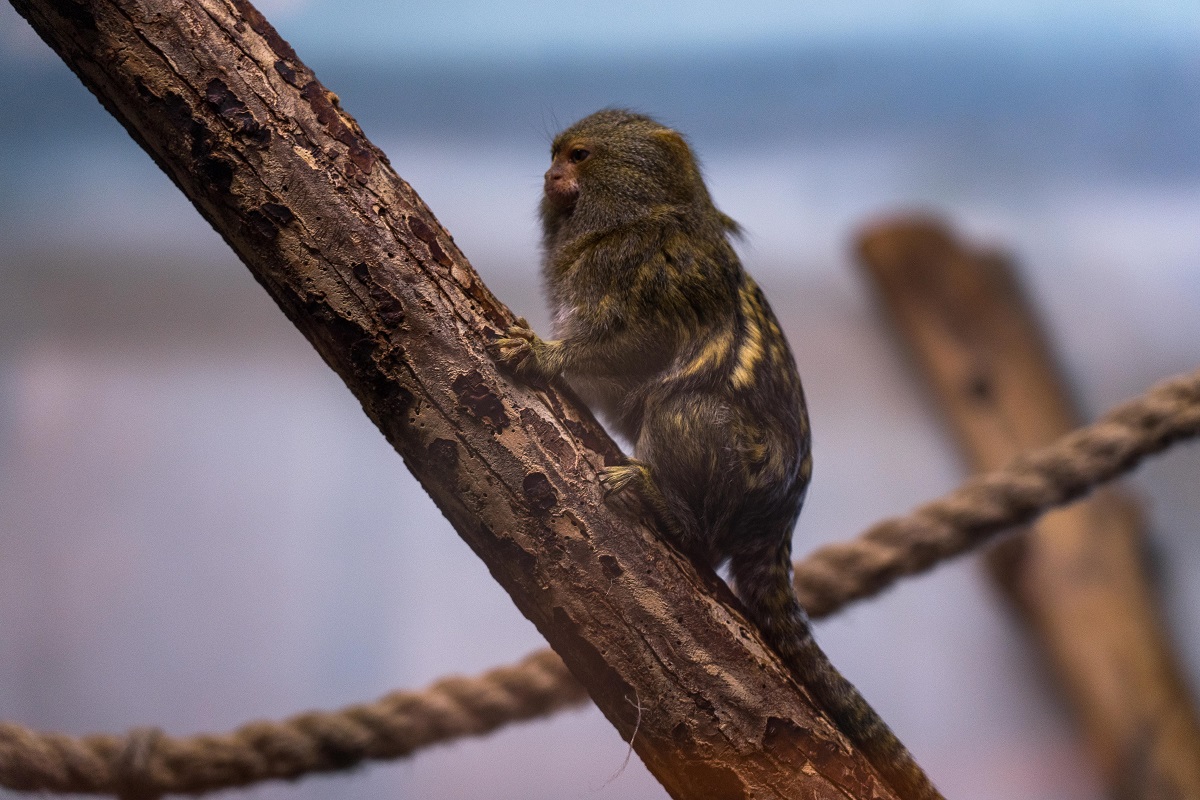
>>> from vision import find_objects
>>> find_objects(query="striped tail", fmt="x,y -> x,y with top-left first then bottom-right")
730,542 -> 944,800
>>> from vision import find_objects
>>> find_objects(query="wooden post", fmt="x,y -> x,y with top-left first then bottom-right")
857,215 -> 1200,798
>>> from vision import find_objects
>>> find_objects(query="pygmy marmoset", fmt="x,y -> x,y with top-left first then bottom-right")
491,109 -> 941,800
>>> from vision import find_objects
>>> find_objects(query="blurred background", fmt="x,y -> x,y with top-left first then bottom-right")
1,2 -> 1198,798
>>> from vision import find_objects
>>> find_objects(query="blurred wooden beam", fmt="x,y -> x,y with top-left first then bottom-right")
856,215 -> 1200,799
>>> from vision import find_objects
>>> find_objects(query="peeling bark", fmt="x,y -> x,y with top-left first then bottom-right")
7,0 -> 908,797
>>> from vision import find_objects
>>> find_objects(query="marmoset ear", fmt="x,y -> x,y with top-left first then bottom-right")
652,129 -> 694,167
649,128 -> 706,201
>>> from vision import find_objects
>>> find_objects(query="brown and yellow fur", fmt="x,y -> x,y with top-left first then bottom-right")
492,109 -> 940,800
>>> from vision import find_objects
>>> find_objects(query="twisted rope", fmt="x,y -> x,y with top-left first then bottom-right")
794,367 -> 1200,616
0,650 -> 586,796
2,367 -> 1197,796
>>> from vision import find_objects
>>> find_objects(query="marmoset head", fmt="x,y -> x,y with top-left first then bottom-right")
541,109 -> 711,222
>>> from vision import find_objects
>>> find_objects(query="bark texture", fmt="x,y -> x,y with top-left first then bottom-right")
6,0 -> 906,797
857,216 -> 1200,799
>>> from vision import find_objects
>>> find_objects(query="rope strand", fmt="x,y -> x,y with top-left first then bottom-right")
2,367 -> 1197,796
793,368 -> 1200,616
0,650 -> 585,795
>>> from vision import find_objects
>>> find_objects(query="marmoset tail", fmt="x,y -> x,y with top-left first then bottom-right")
492,109 -> 941,800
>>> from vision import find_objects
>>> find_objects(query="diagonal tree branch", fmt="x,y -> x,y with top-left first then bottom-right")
6,0 -> 906,797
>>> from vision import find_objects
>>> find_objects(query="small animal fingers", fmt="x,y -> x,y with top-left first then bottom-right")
488,335 -> 532,366
502,321 -> 538,341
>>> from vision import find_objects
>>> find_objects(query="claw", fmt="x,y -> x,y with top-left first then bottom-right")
599,463 -> 650,520
489,321 -> 562,383
488,326 -> 535,370
599,464 -> 637,496
503,326 -> 537,341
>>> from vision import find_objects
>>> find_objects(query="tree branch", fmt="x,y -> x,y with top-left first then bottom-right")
6,0 -> 904,796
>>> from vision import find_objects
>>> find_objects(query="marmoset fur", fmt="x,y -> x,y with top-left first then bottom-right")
491,109 -> 941,800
